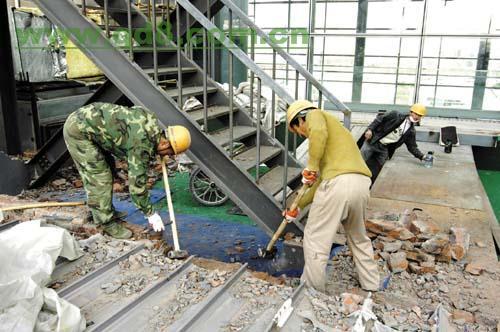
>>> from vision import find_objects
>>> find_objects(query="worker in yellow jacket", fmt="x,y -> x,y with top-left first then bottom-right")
284,100 -> 379,293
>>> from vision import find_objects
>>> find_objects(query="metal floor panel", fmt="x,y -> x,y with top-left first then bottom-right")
89,256 -> 195,331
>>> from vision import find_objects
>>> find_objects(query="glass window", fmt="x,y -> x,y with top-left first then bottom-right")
325,2 -> 357,29
482,89 -> 500,110
254,4 -> 289,28
434,86 -> 473,109
325,81 -> 352,102
395,85 -> 415,105
367,1 -> 403,31
290,3 -> 309,28
364,37 -> 401,57
323,36 -> 356,56
361,83 -> 395,104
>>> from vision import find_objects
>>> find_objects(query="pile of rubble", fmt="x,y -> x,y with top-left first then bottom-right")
365,210 -> 471,275
148,266 -> 233,330
223,276 -> 294,331
305,210 -> 500,331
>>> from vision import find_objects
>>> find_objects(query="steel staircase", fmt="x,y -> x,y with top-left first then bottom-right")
27,0 -> 352,237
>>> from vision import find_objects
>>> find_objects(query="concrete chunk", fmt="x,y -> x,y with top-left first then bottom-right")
409,218 -> 440,236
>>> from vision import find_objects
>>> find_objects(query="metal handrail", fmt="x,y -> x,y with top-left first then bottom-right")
176,0 -> 294,105
218,0 -> 351,128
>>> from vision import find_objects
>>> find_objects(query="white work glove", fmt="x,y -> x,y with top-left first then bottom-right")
147,212 -> 165,232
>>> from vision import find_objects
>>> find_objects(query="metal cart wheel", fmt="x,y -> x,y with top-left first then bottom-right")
189,167 -> 229,206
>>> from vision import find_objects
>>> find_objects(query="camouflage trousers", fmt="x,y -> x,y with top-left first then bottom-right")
63,113 -> 114,225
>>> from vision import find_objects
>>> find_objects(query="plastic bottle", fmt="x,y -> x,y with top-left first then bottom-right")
424,151 -> 434,168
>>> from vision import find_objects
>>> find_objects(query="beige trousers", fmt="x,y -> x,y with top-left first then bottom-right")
301,173 -> 379,292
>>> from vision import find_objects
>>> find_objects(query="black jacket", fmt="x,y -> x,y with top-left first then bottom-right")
367,111 -> 424,160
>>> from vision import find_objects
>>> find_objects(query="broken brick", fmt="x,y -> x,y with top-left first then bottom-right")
436,245 -> 452,263
72,179 -> 83,188
387,228 -> 416,242
373,241 -> 384,251
452,310 -> 475,324
365,219 -> 400,235
379,251 -> 390,261
340,292 -> 363,315
388,252 -> 408,273
465,262 -> 483,275
409,262 -> 436,274
421,234 -> 449,254
450,227 -> 470,261
381,240 -> 402,253
409,218 -> 440,236
404,249 -> 434,263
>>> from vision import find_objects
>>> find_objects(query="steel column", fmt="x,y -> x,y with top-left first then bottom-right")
472,37 -> 491,110
0,0 -> 21,154
413,0 -> 429,104
352,0 -> 368,103
305,0 -> 316,100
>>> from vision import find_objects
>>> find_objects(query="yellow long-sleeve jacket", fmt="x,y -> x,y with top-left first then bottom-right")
298,110 -> 372,209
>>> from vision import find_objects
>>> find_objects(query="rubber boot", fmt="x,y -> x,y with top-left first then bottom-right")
103,221 -> 132,239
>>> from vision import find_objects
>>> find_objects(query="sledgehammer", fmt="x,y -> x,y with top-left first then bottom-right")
160,156 -> 188,259
258,185 -> 309,259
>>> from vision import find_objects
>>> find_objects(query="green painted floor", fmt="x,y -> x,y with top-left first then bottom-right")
153,171 -> 253,225
478,170 -> 500,223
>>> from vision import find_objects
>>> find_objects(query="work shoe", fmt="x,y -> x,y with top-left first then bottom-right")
103,221 -> 132,239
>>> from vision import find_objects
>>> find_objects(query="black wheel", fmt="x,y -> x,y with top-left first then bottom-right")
189,167 -> 229,206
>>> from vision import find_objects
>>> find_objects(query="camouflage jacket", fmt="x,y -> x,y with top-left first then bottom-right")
73,102 -> 162,215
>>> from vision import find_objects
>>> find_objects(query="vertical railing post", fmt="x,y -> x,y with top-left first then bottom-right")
152,0 -> 159,84
255,78 -> 262,181
104,0 -> 110,38
176,2 -> 183,108
206,0 -> 211,76
271,50 -> 276,137
203,28 -> 209,133
166,0 -> 170,33
82,0 -> 87,16
127,0 -> 134,61
282,114 -> 289,209
318,90 -> 322,108
228,9 -> 234,158
249,30 -> 255,120
293,70 -> 299,157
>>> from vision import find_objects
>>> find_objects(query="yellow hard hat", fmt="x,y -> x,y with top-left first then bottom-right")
410,103 -> 427,117
286,100 -> 316,131
166,125 -> 191,154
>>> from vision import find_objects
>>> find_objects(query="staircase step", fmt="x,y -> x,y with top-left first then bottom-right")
258,166 -> 302,196
234,146 -> 282,170
210,126 -> 256,147
144,67 -> 197,76
188,105 -> 238,123
166,86 -> 218,99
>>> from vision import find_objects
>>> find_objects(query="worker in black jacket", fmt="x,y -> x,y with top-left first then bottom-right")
361,103 -> 429,180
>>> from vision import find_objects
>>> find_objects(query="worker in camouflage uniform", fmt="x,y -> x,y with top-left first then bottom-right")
63,102 -> 191,239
